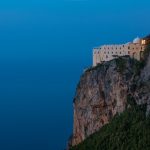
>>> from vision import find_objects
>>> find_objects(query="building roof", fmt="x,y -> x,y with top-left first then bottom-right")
133,37 -> 140,44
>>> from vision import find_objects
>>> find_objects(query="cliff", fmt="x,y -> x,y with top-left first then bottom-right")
69,45 -> 150,148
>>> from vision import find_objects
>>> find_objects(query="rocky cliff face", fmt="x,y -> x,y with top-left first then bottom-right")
135,50 -> 150,114
69,47 -> 150,147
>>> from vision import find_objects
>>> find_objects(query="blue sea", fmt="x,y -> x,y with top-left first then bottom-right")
0,59 -> 86,150
0,31 -> 92,150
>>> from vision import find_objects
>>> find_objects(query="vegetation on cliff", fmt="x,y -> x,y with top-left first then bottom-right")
70,103 -> 150,150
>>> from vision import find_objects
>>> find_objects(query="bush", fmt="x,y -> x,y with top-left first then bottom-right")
115,57 -> 127,73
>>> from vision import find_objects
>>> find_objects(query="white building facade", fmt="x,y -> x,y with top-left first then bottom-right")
93,37 -> 147,66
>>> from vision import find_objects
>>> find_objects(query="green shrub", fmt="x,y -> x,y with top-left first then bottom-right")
115,57 -> 127,73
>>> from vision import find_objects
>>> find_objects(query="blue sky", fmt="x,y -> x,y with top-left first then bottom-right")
0,0 -> 150,63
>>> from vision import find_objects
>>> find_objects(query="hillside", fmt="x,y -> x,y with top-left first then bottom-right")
70,104 -> 150,150
68,45 -> 150,150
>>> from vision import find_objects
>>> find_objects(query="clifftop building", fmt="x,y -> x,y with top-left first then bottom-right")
93,35 -> 150,66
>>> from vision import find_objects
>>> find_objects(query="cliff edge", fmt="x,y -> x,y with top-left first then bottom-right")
69,45 -> 150,148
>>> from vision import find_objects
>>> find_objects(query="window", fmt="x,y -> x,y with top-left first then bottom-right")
120,52 -> 121,54
128,51 -> 130,54
142,40 -> 146,45
106,55 -> 108,58
128,46 -> 130,49
112,52 -> 113,54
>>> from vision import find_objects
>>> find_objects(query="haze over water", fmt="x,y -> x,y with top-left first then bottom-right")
0,0 -> 150,149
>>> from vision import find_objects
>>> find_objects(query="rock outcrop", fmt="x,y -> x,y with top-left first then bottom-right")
69,46 -> 150,148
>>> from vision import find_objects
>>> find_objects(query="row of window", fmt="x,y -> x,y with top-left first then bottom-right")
128,47 -> 143,50
94,47 -> 143,54
104,51 -> 124,54
96,52 -> 132,60
99,46 -> 143,50
95,51 -> 130,55
104,52 -> 130,59
100,47 -> 123,50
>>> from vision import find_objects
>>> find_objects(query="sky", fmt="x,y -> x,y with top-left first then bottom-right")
0,0 -> 150,150
0,0 -> 150,61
